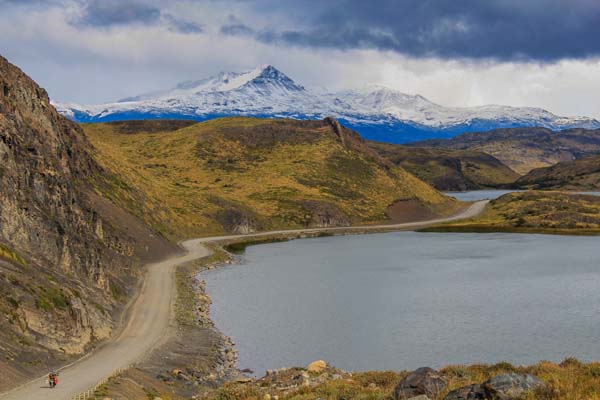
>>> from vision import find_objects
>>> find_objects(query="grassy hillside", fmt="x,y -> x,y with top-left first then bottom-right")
411,127 -> 600,175
369,142 -> 519,191
82,117 -> 460,240
426,191 -> 600,235
516,155 -> 600,190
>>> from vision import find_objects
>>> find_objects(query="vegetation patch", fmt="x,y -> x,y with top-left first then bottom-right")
427,191 -> 600,235
34,286 -> 70,311
0,243 -> 27,266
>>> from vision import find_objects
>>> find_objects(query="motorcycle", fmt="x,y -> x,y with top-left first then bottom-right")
48,372 -> 58,388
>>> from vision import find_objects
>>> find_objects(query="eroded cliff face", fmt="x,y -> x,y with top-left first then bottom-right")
0,55 -> 177,389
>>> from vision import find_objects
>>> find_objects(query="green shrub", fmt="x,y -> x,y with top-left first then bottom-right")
35,287 -> 70,311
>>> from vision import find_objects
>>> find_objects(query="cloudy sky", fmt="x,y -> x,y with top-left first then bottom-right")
1,0 -> 600,118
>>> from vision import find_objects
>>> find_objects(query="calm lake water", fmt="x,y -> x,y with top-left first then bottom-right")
444,190 -> 600,201
202,232 -> 600,376
443,190 -> 520,201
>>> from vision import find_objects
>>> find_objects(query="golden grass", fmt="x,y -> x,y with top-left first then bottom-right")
83,117 -> 458,240
428,191 -> 600,235
202,359 -> 600,400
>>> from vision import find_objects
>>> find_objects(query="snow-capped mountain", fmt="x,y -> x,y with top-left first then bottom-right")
55,65 -> 600,143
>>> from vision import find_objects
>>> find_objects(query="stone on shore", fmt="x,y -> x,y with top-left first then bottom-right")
484,373 -> 545,399
393,367 -> 447,400
444,373 -> 546,400
444,383 -> 486,400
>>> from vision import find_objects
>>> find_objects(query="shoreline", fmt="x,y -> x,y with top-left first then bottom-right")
11,201 -> 488,399
78,198 -> 600,398
127,201 -> 488,396
420,225 -> 600,236
195,223 -> 600,384
183,232 -> 600,400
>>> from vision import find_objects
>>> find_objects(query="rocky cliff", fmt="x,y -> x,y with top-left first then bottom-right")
0,55 -> 176,389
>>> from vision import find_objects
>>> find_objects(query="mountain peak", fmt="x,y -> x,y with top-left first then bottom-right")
243,64 -> 305,92
118,65 -> 304,102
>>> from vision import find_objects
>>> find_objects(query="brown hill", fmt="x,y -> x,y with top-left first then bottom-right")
368,142 -> 519,191
515,154 -> 600,190
411,127 -> 600,174
81,117 -> 461,239
0,55 -> 176,388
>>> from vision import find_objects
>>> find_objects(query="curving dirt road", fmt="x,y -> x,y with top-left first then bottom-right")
0,200 -> 487,400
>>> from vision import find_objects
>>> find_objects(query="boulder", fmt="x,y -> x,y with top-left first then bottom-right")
407,396 -> 432,400
394,367 -> 447,400
444,384 -> 486,400
307,360 -> 328,373
444,373 -> 546,400
483,373 -> 545,399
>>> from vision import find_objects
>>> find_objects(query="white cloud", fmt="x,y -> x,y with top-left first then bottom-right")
1,1 -> 599,119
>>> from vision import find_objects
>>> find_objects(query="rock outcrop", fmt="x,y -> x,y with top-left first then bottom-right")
444,373 -> 546,400
393,367 -> 448,400
0,55 -> 176,389
307,360 -> 328,373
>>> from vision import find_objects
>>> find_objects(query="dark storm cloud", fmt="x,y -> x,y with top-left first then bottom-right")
164,14 -> 204,34
70,0 -> 202,34
221,0 -> 600,62
76,0 -> 161,27
220,22 -> 255,37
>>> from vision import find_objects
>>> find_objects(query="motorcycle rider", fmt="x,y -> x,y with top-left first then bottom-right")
48,372 -> 58,388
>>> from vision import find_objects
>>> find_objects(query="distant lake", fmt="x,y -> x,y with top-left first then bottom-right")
443,190 -> 521,201
445,190 -> 600,201
201,232 -> 600,376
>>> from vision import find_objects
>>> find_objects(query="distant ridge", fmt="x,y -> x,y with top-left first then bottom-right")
54,65 -> 600,143
409,126 -> 600,174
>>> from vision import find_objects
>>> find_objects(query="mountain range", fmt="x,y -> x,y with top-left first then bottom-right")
54,65 -> 600,143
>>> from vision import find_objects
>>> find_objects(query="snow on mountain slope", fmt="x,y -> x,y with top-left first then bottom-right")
54,65 -> 600,143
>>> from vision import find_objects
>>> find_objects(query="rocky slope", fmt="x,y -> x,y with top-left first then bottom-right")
81,117 -> 461,239
411,127 -> 600,174
368,142 -> 520,191
54,65 -> 600,143
515,155 -> 600,190
0,55 -> 176,389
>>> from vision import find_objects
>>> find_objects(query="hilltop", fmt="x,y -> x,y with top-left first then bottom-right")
425,191 -> 600,235
368,142 -> 519,191
82,117 -> 461,240
411,127 -> 600,174
54,65 -> 600,143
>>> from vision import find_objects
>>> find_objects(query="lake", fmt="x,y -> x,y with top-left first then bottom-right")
443,190 -> 520,201
444,190 -> 600,201
201,231 -> 600,376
